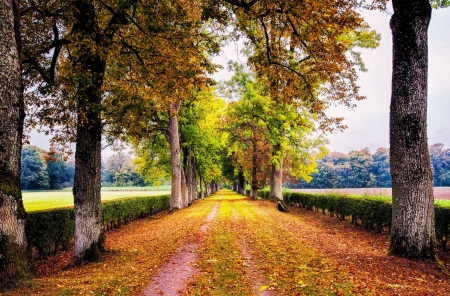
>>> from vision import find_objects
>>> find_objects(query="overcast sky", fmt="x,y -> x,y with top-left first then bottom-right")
212,7 -> 450,154
325,8 -> 450,153
30,7 -> 450,156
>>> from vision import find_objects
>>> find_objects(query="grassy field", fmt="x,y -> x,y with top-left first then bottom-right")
291,187 -> 450,200
60,185 -> 171,191
23,189 -> 170,212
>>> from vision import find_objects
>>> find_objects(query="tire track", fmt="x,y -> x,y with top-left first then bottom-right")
141,198 -> 221,295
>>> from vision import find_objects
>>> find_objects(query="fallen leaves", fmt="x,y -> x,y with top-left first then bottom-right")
5,189 -> 450,295
5,200 -> 215,295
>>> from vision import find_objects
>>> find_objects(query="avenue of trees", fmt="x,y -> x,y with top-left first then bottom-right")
1,0 -> 449,288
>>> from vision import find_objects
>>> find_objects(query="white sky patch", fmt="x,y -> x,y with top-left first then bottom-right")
326,8 -> 450,153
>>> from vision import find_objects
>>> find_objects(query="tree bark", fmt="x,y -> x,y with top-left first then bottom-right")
389,0 -> 436,260
237,170 -> 246,195
191,154 -> 198,202
181,165 -> 188,208
250,143 -> 258,199
205,181 -> 211,197
169,101 -> 182,211
212,181 -> 217,194
0,0 -> 33,286
182,145 -> 195,205
70,0 -> 106,266
270,160 -> 290,212
269,161 -> 283,201
197,163 -> 204,199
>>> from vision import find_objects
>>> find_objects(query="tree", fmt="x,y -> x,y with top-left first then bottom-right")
371,148 -> 391,188
223,74 -> 272,199
179,90 -> 226,200
94,0 -> 221,211
429,143 -> 450,186
20,146 -> 49,190
132,135 -> 172,187
348,148 -> 374,188
22,0 -> 212,264
223,65 -> 327,204
0,0 -> 33,286
388,0 -> 437,260
102,152 -> 143,187
219,0 -> 383,133
21,0 -> 141,266
45,152 -> 75,189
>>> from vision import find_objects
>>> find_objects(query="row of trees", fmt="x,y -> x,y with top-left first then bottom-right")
221,64 -> 328,208
5,0 -> 383,281
292,143 -> 450,189
1,0 -> 448,288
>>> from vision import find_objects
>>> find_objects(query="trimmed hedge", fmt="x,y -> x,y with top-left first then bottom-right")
26,194 -> 170,258
102,195 -> 170,230
26,208 -> 75,258
256,189 -> 450,251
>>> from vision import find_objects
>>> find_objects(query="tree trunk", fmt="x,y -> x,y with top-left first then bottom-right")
270,160 -> 290,212
0,0 -> 33,285
69,0 -> 107,266
182,145 -> 195,205
205,182 -> 211,197
72,109 -> 104,265
181,165 -> 188,208
250,184 -> 258,199
212,181 -> 217,194
169,101 -> 182,211
250,145 -> 258,199
237,170 -> 246,195
389,0 -> 436,260
191,155 -> 198,202
270,161 -> 283,201
197,164 -> 204,200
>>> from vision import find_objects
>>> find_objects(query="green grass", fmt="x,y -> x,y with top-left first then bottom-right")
60,185 -> 171,191
22,189 -> 170,212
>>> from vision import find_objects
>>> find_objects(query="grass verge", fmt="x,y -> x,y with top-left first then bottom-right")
23,190 -> 170,212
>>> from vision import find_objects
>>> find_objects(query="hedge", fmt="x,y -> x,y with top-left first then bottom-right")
254,189 -> 450,251
26,194 -> 170,258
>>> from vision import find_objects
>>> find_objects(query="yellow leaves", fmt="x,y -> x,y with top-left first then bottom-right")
259,285 -> 269,291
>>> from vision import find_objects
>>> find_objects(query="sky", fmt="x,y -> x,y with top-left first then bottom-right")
323,8 -> 450,153
30,6 -> 450,156
211,7 -> 450,154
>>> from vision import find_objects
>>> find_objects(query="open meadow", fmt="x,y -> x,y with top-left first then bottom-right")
291,187 -> 450,200
23,187 -> 170,212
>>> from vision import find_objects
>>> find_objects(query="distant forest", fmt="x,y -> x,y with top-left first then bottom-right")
22,143 -> 450,190
20,146 -> 147,190
290,143 -> 450,189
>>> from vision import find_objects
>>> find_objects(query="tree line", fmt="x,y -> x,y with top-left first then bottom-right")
291,143 -> 450,189
20,146 -> 154,190
1,0 -> 449,288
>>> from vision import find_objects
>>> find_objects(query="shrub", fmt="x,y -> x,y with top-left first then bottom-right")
258,189 -> 450,251
26,194 -> 170,258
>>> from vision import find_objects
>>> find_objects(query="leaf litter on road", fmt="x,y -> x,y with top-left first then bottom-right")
6,189 -> 450,295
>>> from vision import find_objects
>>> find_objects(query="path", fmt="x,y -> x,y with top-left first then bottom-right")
5,189 -> 450,295
141,198 -> 220,295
